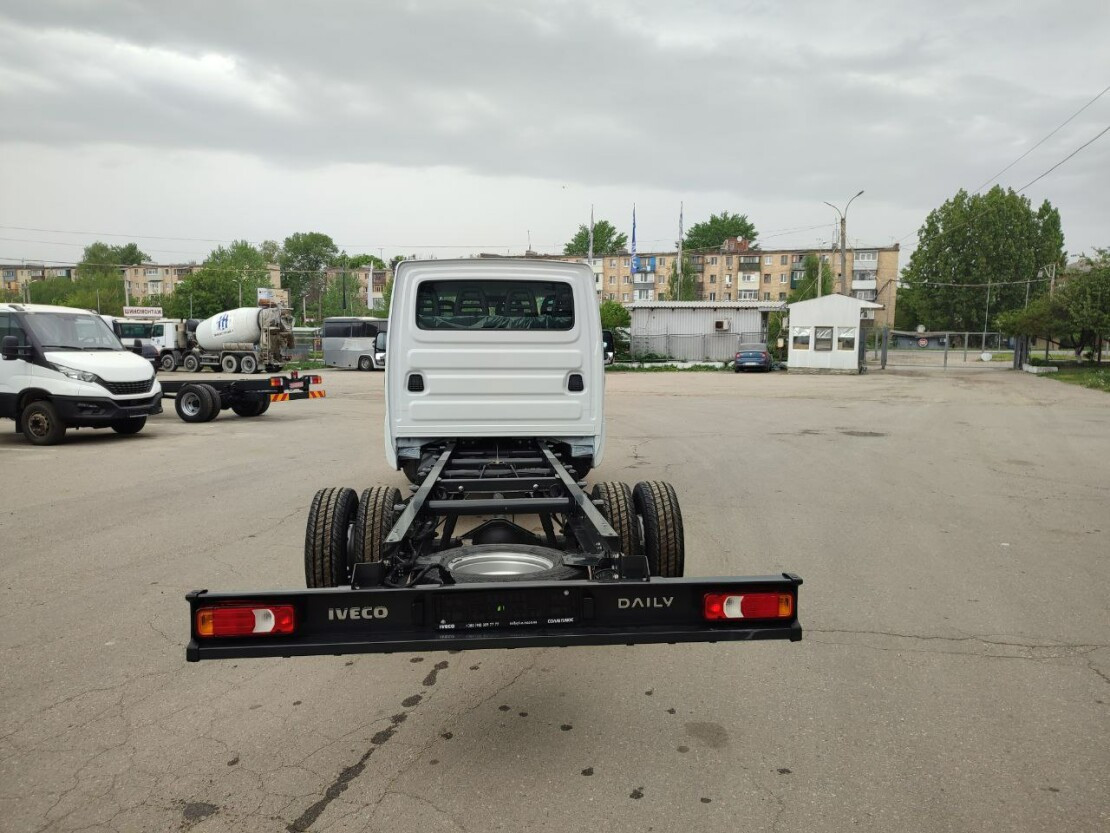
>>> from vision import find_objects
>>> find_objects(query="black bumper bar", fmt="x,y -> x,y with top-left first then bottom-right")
186,573 -> 802,661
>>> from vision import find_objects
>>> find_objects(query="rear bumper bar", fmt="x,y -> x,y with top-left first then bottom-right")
186,573 -> 802,661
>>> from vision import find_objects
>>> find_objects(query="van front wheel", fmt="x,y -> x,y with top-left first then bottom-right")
22,401 -> 66,445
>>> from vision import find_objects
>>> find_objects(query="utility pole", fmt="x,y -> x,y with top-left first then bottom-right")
824,190 -> 864,296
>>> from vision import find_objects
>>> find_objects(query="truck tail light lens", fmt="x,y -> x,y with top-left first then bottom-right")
703,593 -> 793,620
270,377 -> 283,387
196,605 -> 295,637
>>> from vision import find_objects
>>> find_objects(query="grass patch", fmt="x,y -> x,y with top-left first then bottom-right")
283,359 -> 325,371
1047,365 -> 1110,393
608,363 -> 729,373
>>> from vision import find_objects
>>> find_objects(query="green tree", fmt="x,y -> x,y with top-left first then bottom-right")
900,187 -> 1065,331
259,239 -> 281,264
164,240 -> 273,319
599,299 -> 631,329
278,232 -> 339,315
76,241 -> 149,279
665,256 -> 698,301
683,211 -> 758,250
346,253 -> 386,269
379,276 -> 394,314
1059,251 -> 1110,360
563,220 -> 628,256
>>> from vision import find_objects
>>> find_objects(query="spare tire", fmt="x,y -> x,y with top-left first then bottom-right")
425,544 -> 582,584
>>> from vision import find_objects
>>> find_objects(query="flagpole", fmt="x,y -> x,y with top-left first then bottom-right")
677,201 -> 684,300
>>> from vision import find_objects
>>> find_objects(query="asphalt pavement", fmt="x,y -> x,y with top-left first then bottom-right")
1,367 -> 1107,832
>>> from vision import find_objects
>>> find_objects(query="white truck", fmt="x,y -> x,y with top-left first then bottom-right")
1,303 -> 162,445
186,259 -> 802,661
153,306 -> 295,373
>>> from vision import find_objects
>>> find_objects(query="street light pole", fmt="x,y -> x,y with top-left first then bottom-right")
823,190 -> 864,295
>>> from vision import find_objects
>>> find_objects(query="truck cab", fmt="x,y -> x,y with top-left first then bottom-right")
1,303 -> 162,444
385,259 -> 605,477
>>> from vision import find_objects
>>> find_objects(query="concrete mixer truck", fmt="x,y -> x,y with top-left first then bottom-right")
153,306 -> 295,373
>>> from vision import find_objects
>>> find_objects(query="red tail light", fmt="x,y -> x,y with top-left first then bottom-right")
196,604 -> 295,637
735,353 -> 742,359
270,377 -> 282,387
309,375 -> 322,384
703,593 -> 793,620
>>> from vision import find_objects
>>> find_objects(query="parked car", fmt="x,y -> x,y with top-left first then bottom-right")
734,342 -> 772,372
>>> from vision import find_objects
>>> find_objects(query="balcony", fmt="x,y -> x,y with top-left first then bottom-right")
851,277 -> 877,291
633,272 -> 655,286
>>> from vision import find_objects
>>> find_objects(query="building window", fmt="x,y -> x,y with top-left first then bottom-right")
814,327 -> 833,351
739,290 -> 757,300
838,327 -> 856,351
658,257 -> 666,267
622,258 -> 629,267
621,292 -> 629,301
726,255 -> 733,266
608,276 -> 615,285
725,292 -> 731,300
792,327 -> 810,350
144,268 -> 158,276
708,292 -> 716,300
780,255 -> 788,265
856,250 -> 878,262
764,255 -> 772,265
709,274 -> 716,284
725,274 -> 732,286
610,259 -> 616,266
740,255 -> 759,265
792,254 -> 804,264
780,273 -> 788,283
763,292 -> 770,300
763,273 -> 771,284
778,292 -> 787,300
854,289 -> 877,301
709,256 -> 718,265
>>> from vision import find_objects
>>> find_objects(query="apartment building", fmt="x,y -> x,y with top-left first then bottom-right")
1,264 -> 75,294
120,263 -> 201,300
323,265 -> 390,309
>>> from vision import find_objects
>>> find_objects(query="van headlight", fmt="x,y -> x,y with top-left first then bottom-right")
52,363 -> 101,384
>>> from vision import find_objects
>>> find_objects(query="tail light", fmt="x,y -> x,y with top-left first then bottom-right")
308,375 -> 322,384
196,604 -> 295,637
270,377 -> 283,387
703,593 -> 793,621
735,353 -> 742,359
762,352 -> 770,360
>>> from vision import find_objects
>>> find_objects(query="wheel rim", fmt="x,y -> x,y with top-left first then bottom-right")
360,358 -> 370,370
222,358 -> 237,372
27,411 -> 50,438
161,355 -> 175,370
447,550 -> 556,578
180,391 -> 202,417
242,357 -> 256,372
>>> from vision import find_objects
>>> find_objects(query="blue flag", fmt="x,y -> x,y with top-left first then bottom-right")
630,205 -> 639,274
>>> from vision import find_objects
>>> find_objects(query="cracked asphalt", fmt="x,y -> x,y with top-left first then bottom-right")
1,367 -> 1108,832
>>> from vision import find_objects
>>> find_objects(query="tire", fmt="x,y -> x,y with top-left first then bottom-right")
110,417 -> 146,435
304,487 -> 359,587
591,482 -> 640,556
352,486 -> 402,569
231,397 -> 268,417
21,400 -> 66,445
429,544 -> 582,584
199,384 -> 222,421
240,354 -> 258,374
174,384 -> 209,422
221,354 -> 239,373
358,356 -> 373,371
160,353 -> 177,371
632,481 -> 685,577
182,353 -> 201,373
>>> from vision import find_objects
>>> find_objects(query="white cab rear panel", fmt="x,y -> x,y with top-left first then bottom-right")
385,259 -> 604,467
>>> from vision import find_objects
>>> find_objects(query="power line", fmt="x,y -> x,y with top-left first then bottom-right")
1015,122 -> 1110,191
974,83 -> 1110,193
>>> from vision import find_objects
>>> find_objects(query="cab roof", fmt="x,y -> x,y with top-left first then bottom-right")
0,303 -> 99,315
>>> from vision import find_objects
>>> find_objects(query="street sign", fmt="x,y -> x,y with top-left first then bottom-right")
123,306 -> 163,319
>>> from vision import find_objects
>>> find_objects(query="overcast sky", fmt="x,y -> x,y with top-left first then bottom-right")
1,0 -> 1108,268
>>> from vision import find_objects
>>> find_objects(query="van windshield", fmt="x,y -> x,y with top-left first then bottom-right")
416,280 -> 574,330
24,312 -> 123,351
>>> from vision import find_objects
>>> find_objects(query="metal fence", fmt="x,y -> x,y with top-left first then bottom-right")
873,330 -> 1013,369
630,332 -> 767,362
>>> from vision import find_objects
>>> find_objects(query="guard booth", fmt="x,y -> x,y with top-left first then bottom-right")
786,294 -> 882,373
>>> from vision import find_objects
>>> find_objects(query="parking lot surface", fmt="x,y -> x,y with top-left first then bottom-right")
1,368 -> 1107,832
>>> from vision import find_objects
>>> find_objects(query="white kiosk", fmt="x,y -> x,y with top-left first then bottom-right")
787,294 -> 882,373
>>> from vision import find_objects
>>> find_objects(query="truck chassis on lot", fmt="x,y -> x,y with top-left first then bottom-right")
186,259 -> 801,661
187,438 -> 801,660
162,372 -> 325,423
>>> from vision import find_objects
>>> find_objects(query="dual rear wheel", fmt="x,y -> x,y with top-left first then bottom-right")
305,486 -> 402,588
592,480 -> 685,577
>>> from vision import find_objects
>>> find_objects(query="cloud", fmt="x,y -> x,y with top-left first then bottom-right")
0,0 -> 1107,259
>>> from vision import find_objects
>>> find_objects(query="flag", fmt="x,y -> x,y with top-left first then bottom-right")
630,204 -> 639,274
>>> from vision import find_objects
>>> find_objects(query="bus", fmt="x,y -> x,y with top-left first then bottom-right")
322,316 -> 389,371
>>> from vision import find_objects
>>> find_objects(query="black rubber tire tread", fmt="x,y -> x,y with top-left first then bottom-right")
632,480 -> 685,577
199,384 -> 221,422
174,384 -> 208,422
221,354 -> 239,373
240,354 -> 258,374
304,486 -> 359,587
110,418 -> 146,434
358,356 -> 373,371
182,353 -> 201,372
21,400 -> 66,445
352,486 -> 402,569
231,398 -> 268,417
591,481 -> 639,556
160,353 -> 176,371
432,544 -> 583,584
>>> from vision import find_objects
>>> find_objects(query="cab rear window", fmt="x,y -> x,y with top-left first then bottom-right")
416,280 -> 574,330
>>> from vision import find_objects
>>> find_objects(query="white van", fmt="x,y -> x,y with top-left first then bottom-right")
385,259 -> 605,478
0,303 -> 162,445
